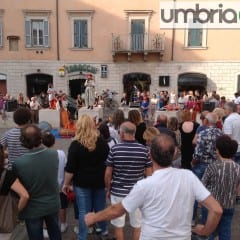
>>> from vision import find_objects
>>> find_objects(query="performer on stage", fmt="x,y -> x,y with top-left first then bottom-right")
84,75 -> 95,109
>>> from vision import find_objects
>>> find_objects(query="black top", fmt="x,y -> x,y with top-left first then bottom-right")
65,136 -> 109,188
0,169 -> 17,195
135,122 -> 147,145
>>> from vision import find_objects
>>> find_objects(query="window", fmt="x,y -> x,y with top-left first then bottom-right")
0,17 -> 2,47
25,19 -> 49,47
125,10 -> 153,51
131,19 -> 145,51
74,20 -> 88,48
184,18 -> 207,49
67,10 -> 94,49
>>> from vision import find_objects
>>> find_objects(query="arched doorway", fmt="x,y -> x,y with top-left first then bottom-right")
26,74 -> 53,97
178,72 -> 207,97
123,72 -> 151,104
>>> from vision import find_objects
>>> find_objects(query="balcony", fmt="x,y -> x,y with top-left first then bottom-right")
112,33 -> 165,61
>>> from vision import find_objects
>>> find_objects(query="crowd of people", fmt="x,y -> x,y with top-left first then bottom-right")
1,89 -> 240,240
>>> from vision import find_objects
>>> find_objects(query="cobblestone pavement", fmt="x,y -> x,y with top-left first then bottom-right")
0,111 -> 240,240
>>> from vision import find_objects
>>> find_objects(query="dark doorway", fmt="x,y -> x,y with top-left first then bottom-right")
26,74 -> 53,97
123,73 -> 151,104
69,79 -> 86,99
178,72 -> 207,97
0,74 -> 7,95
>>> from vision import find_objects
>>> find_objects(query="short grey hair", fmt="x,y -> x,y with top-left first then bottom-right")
205,112 -> 218,125
120,122 -> 136,136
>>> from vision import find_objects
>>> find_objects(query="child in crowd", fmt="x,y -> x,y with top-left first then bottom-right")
42,132 -> 68,234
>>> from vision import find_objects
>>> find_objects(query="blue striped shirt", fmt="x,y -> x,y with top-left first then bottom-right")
106,140 -> 152,197
0,127 -> 29,170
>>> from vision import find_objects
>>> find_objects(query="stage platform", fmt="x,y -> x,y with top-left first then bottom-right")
39,109 -> 60,128
78,107 -> 103,121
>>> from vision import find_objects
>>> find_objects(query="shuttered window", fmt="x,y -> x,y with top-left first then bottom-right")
25,19 -> 49,47
131,19 -> 145,50
74,20 -> 88,48
188,28 -> 202,47
0,18 -> 2,47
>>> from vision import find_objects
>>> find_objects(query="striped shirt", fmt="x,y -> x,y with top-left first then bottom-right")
202,160 -> 240,209
0,127 -> 29,170
106,140 -> 152,197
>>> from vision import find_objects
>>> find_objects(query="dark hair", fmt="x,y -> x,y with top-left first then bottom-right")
150,134 -> 175,167
128,109 -> 142,125
42,131 -> 55,148
20,124 -> 42,149
13,108 -> 31,125
0,144 -> 5,170
216,135 -> 238,158
111,109 -> 125,130
98,122 -> 110,140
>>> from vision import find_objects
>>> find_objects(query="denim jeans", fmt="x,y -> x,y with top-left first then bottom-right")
25,212 -> 61,240
202,208 -> 234,240
192,162 -> 209,222
74,186 -> 107,240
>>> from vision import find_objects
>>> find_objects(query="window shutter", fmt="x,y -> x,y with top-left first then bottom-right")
43,20 -> 49,47
81,20 -> 88,48
0,18 -> 2,47
25,20 -> 31,47
74,20 -> 80,47
188,29 -> 202,47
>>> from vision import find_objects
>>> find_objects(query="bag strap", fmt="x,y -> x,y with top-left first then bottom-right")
0,169 -> 7,191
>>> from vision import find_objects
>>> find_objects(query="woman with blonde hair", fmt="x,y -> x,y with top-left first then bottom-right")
128,109 -> 146,145
62,115 -> 110,240
213,107 -> 225,129
143,127 -> 160,146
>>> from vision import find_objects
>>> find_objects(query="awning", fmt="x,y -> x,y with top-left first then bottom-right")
178,73 -> 207,87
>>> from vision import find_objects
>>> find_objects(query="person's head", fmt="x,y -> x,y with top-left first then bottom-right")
111,109 -> 125,129
150,134 -> 175,167
167,116 -> 179,131
224,102 -> 236,116
13,108 -> 31,126
98,122 -> 110,140
205,112 -> 218,126
156,114 -> 168,126
199,110 -> 210,124
42,131 -> 55,148
181,110 -> 192,122
75,115 -> 99,151
128,109 -> 142,126
216,135 -> 238,159
119,121 -> 136,141
143,127 -> 160,146
212,108 -> 225,121
20,124 -> 42,149
0,144 -> 5,170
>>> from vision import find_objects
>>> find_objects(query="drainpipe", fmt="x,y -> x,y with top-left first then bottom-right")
56,0 -> 60,60
171,0 -> 176,61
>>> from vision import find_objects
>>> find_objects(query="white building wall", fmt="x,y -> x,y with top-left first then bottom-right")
0,60 -> 239,101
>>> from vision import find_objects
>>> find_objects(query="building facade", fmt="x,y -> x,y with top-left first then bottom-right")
0,0 -> 240,101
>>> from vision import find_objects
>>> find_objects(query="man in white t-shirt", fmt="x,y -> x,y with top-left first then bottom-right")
223,102 -> 240,164
85,134 -> 222,240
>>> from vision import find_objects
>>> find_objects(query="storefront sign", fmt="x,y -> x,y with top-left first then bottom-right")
66,64 -> 97,74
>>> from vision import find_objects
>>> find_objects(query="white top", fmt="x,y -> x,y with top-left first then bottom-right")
223,112 -> 240,152
122,167 -> 210,240
30,100 -> 40,110
170,93 -> 176,104
57,149 -> 67,190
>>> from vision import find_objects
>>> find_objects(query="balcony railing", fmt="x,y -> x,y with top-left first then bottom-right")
112,33 -> 165,61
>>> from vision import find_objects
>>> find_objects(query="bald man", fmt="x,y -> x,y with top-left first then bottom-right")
86,134 -> 222,240
104,121 -> 152,240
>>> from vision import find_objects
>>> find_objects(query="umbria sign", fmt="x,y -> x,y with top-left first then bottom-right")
160,1 -> 240,29
66,64 -> 97,74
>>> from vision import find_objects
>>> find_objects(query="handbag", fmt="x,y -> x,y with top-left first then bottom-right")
0,169 -> 19,233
